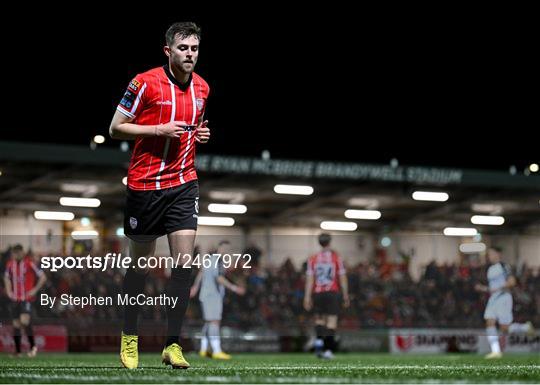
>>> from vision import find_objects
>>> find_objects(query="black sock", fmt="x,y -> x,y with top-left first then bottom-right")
13,327 -> 21,353
315,325 -> 325,340
122,268 -> 148,335
323,328 -> 336,352
165,267 -> 192,347
24,324 -> 35,348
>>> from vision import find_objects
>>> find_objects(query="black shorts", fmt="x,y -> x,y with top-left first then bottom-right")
9,301 -> 32,319
313,292 -> 341,316
124,181 -> 199,242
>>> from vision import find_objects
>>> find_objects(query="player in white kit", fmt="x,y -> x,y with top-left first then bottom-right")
475,246 -> 534,359
190,240 -> 245,359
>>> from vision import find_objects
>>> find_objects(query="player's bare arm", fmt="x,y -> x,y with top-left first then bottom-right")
109,111 -> 188,140
503,275 -> 516,290
339,274 -> 350,308
3,275 -> 14,300
190,270 -> 203,298
475,283 -> 489,292
303,275 -> 314,311
217,275 -> 245,295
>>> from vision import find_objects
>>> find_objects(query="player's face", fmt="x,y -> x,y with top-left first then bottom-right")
12,249 -> 23,260
487,249 -> 500,264
217,243 -> 232,255
166,34 -> 199,74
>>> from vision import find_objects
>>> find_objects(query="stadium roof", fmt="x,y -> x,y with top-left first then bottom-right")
1,141 -> 539,234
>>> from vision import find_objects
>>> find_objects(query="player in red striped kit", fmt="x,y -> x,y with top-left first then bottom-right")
109,22 -> 210,369
303,234 -> 349,359
3,244 -> 47,357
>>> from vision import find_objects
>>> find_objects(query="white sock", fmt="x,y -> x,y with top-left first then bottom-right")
486,326 -> 500,353
200,323 -> 209,352
208,323 -> 222,353
210,336 -> 221,354
200,336 -> 209,352
509,323 -> 529,333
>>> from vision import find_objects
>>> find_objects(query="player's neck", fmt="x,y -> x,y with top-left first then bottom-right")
168,63 -> 191,84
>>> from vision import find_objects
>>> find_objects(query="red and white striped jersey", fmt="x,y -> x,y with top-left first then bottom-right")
306,250 -> 346,293
117,66 -> 210,191
4,256 -> 43,302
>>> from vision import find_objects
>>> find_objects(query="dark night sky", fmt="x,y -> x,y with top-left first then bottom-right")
2,8 -> 537,171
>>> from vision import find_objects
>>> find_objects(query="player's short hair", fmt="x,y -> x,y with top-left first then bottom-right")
166,22 -> 201,46
12,244 -> 23,252
218,240 -> 230,247
318,233 -> 332,247
489,245 -> 503,253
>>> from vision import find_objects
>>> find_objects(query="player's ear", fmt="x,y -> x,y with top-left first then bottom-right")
164,45 -> 171,58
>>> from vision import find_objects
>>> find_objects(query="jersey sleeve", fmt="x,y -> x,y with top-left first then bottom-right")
117,76 -> 148,119
502,262 -> 513,279
29,260 -> 44,277
217,258 -> 225,277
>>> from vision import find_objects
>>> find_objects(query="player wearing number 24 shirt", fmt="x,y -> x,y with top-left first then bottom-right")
303,233 -> 349,359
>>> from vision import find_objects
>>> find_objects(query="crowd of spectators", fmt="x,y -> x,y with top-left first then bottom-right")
1,246 -> 539,334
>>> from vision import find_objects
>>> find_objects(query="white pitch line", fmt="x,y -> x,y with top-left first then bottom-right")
2,364 -> 539,371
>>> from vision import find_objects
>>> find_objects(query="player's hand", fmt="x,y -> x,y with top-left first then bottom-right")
474,284 -> 487,292
303,296 -> 312,311
7,292 -> 15,301
27,288 -> 37,297
189,286 -> 198,298
343,296 -> 350,308
235,286 -> 246,296
156,121 -> 188,138
195,120 -> 210,143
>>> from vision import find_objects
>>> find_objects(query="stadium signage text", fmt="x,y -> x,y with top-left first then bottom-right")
390,328 -> 540,354
197,155 -> 463,185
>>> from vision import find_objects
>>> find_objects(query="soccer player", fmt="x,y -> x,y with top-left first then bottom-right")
303,233 -> 349,359
109,21 -> 211,369
190,240 -> 246,359
3,244 -> 47,357
475,246 -> 534,359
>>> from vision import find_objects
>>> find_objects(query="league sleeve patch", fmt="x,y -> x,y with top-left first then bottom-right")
120,90 -> 136,109
128,79 -> 141,92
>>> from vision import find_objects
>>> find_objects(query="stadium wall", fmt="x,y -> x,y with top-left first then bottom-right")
1,212 -> 538,272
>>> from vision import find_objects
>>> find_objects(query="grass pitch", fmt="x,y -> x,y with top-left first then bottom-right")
0,352 -> 539,383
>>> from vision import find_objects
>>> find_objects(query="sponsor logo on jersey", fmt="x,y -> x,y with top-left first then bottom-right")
128,79 -> 141,92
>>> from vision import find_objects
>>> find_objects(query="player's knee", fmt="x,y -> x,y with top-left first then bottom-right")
485,318 -> 496,327
20,314 -> 30,326
326,316 -> 338,329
